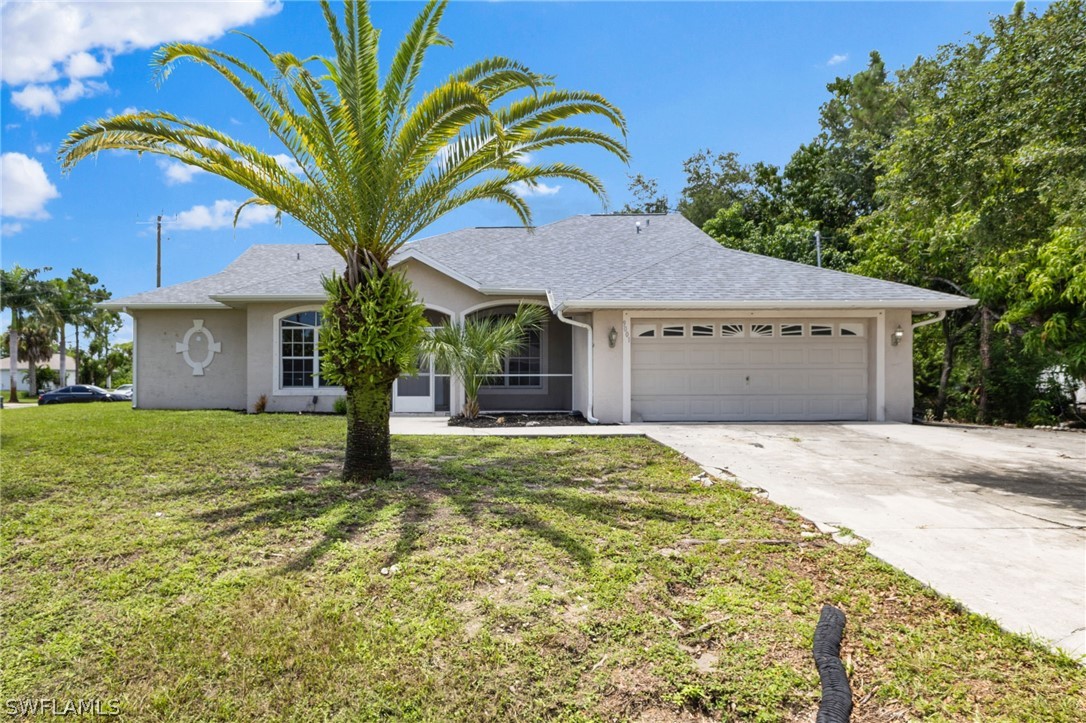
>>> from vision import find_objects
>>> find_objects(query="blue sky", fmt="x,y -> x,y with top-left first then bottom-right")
1,1 -> 1026,342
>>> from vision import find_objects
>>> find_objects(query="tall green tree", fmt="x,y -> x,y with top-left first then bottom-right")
0,265 -> 52,403
620,173 -> 670,214
675,150 -> 784,230
60,0 -> 627,481
50,270 -> 100,388
782,51 -> 906,245
81,307 -> 123,386
20,315 -> 58,396
1,313 -> 58,395
858,0 -> 1086,420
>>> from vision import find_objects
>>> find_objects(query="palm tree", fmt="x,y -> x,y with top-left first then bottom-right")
50,272 -> 97,389
1,265 -> 52,403
18,315 -> 59,396
423,304 -> 548,419
60,0 -> 627,481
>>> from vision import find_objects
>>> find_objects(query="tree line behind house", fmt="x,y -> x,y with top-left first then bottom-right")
624,0 -> 1085,426
0,266 -> 129,399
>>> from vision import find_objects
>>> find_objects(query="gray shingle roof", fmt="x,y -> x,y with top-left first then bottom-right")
102,244 -> 342,309
402,214 -> 972,310
103,214 -> 973,311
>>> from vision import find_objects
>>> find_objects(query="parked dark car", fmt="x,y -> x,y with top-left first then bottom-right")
38,385 -> 128,405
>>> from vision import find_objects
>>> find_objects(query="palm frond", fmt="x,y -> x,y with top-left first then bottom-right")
61,0 -> 628,273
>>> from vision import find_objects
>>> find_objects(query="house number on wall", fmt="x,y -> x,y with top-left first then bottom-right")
175,319 -> 221,376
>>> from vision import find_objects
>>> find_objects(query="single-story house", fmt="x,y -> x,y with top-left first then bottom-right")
0,353 -> 77,392
101,213 -> 974,422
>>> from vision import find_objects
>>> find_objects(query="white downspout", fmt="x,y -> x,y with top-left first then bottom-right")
554,306 -> 598,424
912,310 -> 946,332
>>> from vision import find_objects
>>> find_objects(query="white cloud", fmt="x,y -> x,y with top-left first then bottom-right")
509,180 -> 560,198
2,223 -> 25,236
1,1 -> 281,112
11,84 -> 60,116
34,143 -> 51,154
156,159 -> 203,185
0,152 -> 60,219
11,78 -> 109,116
827,54 -> 849,66
174,199 -> 277,230
273,153 -> 303,176
64,51 -> 112,79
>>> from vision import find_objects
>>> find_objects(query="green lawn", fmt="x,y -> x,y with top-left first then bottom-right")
2,405 -> 1083,721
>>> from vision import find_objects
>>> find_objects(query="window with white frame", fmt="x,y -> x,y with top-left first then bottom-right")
280,311 -> 335,388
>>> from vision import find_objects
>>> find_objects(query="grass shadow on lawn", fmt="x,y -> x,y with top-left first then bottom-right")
3,407 -> 1085,722
180,444 -> 692,575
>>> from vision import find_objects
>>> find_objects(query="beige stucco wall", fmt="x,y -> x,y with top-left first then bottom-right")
884,308 -> 914,423
401,259 -> 491,315
132,309 -> 247,410
245,302 -> 343,414
590,309 -> 625,423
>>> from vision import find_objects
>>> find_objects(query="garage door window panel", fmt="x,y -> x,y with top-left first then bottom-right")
750,323 -> 774,338
720,323 -> 745,338
691,324 -> 714,337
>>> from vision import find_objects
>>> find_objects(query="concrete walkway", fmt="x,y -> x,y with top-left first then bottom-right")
390,416 -> 642,436
391,416 -> 1085,657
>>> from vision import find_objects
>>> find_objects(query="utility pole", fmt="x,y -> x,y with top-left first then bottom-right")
156,214 -> 163,287
138,214 -> 174,287
814,230 -> 823,268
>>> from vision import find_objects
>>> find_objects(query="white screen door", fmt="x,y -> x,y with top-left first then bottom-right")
393,354 -> 433,412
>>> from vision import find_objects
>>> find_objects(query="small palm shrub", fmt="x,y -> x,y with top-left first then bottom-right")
423,304 -> 547,419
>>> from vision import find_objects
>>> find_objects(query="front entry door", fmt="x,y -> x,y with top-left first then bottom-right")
393,355 -> 433,413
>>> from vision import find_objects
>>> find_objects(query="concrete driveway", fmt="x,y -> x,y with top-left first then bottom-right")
642,422 -> 1086,658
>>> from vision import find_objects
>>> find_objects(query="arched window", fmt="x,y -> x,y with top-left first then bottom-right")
279,311 -> 334,388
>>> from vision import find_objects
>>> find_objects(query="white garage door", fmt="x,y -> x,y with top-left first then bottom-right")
631,319 -> 869,422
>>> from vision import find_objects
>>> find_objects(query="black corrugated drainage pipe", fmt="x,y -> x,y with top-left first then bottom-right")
813,604 -> 853,723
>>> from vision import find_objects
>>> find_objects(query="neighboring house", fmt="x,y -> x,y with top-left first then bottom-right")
0,353 -> 77,392
101,213 -> 974,422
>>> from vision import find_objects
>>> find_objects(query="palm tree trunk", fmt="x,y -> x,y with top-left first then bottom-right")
8,325 -> 19,403
343,378 -> 394,482
27,359 -> 37,396
59,326 -> 67,387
